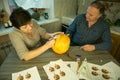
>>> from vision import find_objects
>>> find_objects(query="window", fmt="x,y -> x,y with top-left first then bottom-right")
5,0 -> 55,19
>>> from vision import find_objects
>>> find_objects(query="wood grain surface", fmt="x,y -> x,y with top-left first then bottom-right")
0,46 -> 119,80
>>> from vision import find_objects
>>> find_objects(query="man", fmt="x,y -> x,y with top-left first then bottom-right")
9,8 -> 63,61
66,1 -> 112,51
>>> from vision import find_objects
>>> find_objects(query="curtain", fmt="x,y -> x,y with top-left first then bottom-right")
14,0 -> 50,10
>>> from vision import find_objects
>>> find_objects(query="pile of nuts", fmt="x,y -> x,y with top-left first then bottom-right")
49,64 -> 66,80
91,66 -> 111,79
17,72 -> 31,80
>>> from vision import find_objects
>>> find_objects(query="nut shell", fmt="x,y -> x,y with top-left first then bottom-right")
91,71 -> 98,76
60,71 -> 65,76
102,74 -> 110,79
17,74 -> 23,80
101,69 -> 109,74
55,64 -> 60,69
49,67 -> 54,72
25,72 -> 31,79
54,74 -> 60,80
92,66 -> 99,71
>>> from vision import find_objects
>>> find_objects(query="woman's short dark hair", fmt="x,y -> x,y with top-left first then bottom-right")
90,1 -> 105,15
10,7 -> 31,29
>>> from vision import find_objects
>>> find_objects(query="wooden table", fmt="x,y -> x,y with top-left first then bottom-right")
0,46 -> 119,80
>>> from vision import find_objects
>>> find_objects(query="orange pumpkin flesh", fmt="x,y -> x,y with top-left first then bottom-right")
52,34 -> 70,54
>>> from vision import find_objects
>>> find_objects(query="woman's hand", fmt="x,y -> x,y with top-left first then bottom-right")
80,44 -> 95,51
46,32 -> 64,48
49,32 -> 64,38
45,39 -> 55,48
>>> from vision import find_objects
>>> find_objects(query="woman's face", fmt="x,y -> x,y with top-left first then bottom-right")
20,20 -> 33,34
86,6 -> 102,22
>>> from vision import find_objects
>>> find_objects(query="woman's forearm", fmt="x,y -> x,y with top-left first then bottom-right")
23,43 -> 50,61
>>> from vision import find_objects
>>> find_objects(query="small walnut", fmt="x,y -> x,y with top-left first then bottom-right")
25,72 -> 31,79
54,74 -> 60,80
91,71 -> 98,76
55,64 -> 60,69
17,74 -> 23,80
101,69 -> 109,74
102,74 -> 110,79
92,66 -> 99,71
60,71 -> 65,76
49,66 -> 54,72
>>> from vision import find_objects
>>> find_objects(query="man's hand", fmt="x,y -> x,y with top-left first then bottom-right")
80,44 -> 95,51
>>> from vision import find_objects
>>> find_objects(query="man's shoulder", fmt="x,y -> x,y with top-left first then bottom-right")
76,14 -> 85,18
74,14 -> 86,22
99,18 -> 110,28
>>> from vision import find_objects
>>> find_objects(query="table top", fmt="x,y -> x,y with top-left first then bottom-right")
0,46 -> 119,80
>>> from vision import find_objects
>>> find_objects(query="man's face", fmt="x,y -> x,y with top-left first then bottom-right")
86,6 -> 102,22
20,20 -> 33,34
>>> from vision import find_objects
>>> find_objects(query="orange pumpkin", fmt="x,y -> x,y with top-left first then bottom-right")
52,34 -> 70,54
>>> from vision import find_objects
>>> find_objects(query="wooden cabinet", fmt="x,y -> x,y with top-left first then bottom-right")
0,35 -> 11,65
110,33 -> 120,63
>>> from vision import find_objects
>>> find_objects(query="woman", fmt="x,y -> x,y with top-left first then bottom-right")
9,8 -> 63,61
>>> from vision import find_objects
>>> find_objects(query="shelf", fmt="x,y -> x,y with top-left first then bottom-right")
62,16 -> 75,25
0,18 -> 59,36
110,27 -> 120,35
33,17 -> 60,25
98,0 -> 120,2
0,27 -> 13,36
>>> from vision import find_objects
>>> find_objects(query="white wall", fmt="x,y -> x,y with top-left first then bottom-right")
3,0 -> 11,15
0,0 -> 4,11
77,0 -> 95,15
54,0 -> 77,18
